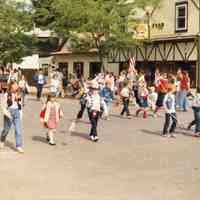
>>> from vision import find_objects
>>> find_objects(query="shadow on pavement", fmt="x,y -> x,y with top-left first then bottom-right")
110,114 -> 132,119
32,136 -> 48,144
5,141 -> 17,151
178,130 -> 197,138
71,131 -> 89,141
141,129 -> 162,137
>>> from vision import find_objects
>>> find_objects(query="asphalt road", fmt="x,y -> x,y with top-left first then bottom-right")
0,96 -> 199,200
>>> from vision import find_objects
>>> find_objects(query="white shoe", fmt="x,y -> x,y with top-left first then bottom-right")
171,134 -> 177,138
167,134 -> 171,138
49,141 -> 56,146
94,136 -> 99,142
0,142 -> 4,149
16,147 -> 24,154
90,136 -> 95,141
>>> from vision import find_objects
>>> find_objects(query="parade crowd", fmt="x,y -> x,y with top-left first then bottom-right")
0,64 -> 200,153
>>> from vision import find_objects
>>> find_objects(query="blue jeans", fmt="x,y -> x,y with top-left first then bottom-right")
175,91 -> 181,108
179,90 -> 188,111
0,108 -> 23,147
193,107 -> 200,133
20,90 -> 26,106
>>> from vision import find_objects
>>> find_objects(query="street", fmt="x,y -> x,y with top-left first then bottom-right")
0,96 -> 199,200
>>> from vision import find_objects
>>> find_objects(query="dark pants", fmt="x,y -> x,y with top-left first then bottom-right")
89,110 -> 99,137
120,98 -> 130,116
37,84 -> 43,99
193,107 -> 200,133
163,113 -> 177,135
133,89 -> 140,105
77,103 -> 86,119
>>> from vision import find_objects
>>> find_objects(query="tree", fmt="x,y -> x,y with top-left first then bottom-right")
31,0 -> 163,71
0,0 -> 34,65
56,0 -> 137,71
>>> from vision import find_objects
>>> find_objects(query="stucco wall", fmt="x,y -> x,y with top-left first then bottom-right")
151,0 -> 199,38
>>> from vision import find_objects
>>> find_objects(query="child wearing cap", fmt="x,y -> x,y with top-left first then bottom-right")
87,82 -> 101,142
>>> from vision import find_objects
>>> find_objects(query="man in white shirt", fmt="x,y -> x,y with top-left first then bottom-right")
36,69 -> 45,100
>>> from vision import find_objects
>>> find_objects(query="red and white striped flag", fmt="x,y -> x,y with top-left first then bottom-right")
128,57 -> 136,72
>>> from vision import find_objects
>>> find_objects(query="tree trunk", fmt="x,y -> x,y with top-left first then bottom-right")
98,53 -> 105,73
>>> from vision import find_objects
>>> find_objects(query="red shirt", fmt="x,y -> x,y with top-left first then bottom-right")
180,76 -> 189,91
157,78 -> 168,93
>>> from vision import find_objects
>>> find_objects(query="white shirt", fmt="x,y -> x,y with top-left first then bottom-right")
87,94 -> 101,111
50,79 -> 60,93
163,93 -> 176,113
38,74 -> 45,84
192,93 -> 200,107
120,87 -> 129,98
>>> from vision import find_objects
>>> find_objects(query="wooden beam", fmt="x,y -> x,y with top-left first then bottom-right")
191,0 -> 200,9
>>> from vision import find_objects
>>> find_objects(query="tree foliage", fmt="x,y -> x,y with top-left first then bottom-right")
0,0 -> 34,64
32,0 -> 163,70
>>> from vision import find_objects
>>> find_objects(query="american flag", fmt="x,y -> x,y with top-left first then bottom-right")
128,57 -> 136,72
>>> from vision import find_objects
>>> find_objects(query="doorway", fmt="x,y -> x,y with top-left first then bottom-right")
89,62 -> 102,78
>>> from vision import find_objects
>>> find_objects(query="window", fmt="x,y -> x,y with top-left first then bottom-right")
175,2 -> 188,32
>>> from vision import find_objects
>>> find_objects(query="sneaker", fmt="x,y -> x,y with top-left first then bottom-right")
94,136 -> 99,142
171,134 -> 177,138
162,134 -> 167,137
16,147 -> 24,154
127,115 -> 132,119
49,141 -> 56,146
167,134 -> 171,138
0,142 -> 4,149
90,136 -> 95,141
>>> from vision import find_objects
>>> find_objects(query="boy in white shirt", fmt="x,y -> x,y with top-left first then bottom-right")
162,86 -> 177,138
87,82 -> 101,142
120,81 -> 131,118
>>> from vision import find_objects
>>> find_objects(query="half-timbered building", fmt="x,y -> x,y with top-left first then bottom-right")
108,0 -> 200,87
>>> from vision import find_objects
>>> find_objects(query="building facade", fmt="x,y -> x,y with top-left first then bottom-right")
40,0 -> 200,87
108,0 -> 200,87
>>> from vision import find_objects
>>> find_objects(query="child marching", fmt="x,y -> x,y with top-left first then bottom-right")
100,82 -> 114,120
40,93 -> 63,145
162,86 -> 177,138
120,81 -> 131,119
87,82 -> 101,142
148,86 -> 158,116
136,81 -> 149,118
